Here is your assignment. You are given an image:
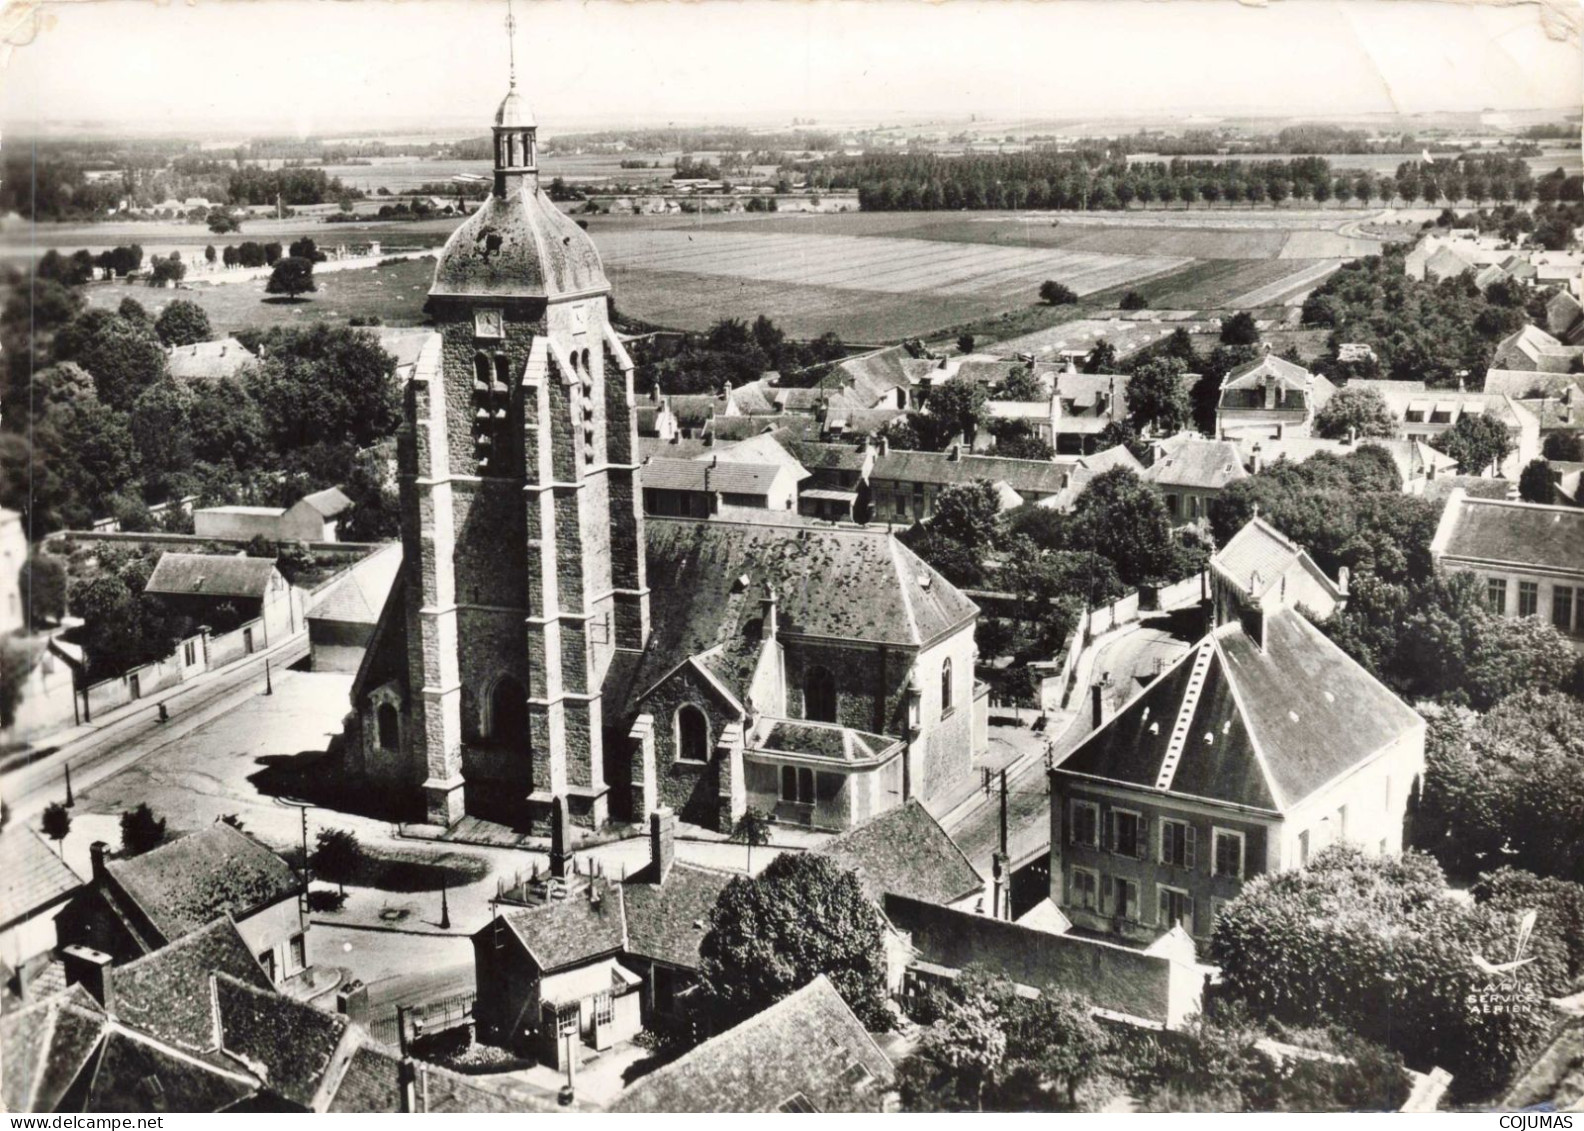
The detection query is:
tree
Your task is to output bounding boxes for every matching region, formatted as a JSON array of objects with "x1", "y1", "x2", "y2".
[
  {"x1": 697, "y1": 852, "x2": 889, "y2": 1030},
  {"x1": 731, "y1": 808, "x2": 772, "y2": 874},
  {"x1": 208, "y1": 212, "x2": 240, "y2": 234},
  {"x1": 118, "y1": 297, "x2": 151, "y2": 326},
  {"x1": 0, "y1": 638, "x2": 34, "y2": 730},
  {"x1": 925, "y1": 378, "x2": 988, "y2": 444},
  {"x1": 1119, "y1": 290, "x2": 1148, "y2": 311},
  {"x1": 204, "y1": 244, "x2": 217, "y2": 265},
  {"x1": 1069, "y1": 468, "x2": 1180, "y2": 586},
  {"x1": 188, "y1": 376, "x2": 266, "y2": 470},
  {"x1": 246, "y1": 324, "x2": 399, "y2": 453},
  {"x1": 1214, "y1": 846, "x2": 1568, "y2": 1100},
  {"x1": 119, "y1": 803, "x2": 168, "y2": 856},
  {"x1": 1220, "y1": 311, "x2": 1260, "y2": 346},
  {"x1": 41, "y1": 802, "x2": 71, "y2": 856},
  {"x1": 130, "y1": 378, "x2": 196, "y2": 490},
  {"x1": 288, "y1": 236, "x2": 325, "y2": 262},
  {"x1": 1084, "y1": 339, "x2": 1118, "y2": 374},
  {"x1": 312, "y1": 827, "x2": 362, "y2": 895},
  {"x1": 995, "y1": 431, "x2": 1056, "y2": 461},
  {"x1": 1517, "y1": 458, "x2": 1556, "y2": 504},
  {"x1": 956, "y1": 333, "x2": 976, "y2": 355},
  {"x1": 20, "y1": 550, "x2": 68, "y2": 628},
  {"x1": 1543, "y1": 431, "x2": 1584, "y2": 462},
  {"x1": 1416, "y1": 692, "x2": 1584, "y2": 883},
  {"x1": 1124, "y1": 356, "x2": 1190, "y2": 435},
  {"x1": 147, "y1": 255, "x2": 186, "y2": 288},
  {"x1": 1039, "y1": 280, "x2": 1078, "y2": 306},
  {"x1": 265, "y1": 256, "x2": 317, "y2": 301},
  {"x1": 1312, "y1": 385, "x2": 1398, "y2": 441},
  {"x1": 1432, "y1": 413, "x2": 1512, "y2": 476},
  {"x1": 54, "y1": 308, "x2": 170, "y2": 412},
  {"x1": 929, "y1": 480, "x2": 1003, "y2": 550},
  {"x1": 154, "y1": 299, "x2": 213, "y2": 347},
  {"x1": 997, "y1": 365, "x2": 1044, "y2": 403}
]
